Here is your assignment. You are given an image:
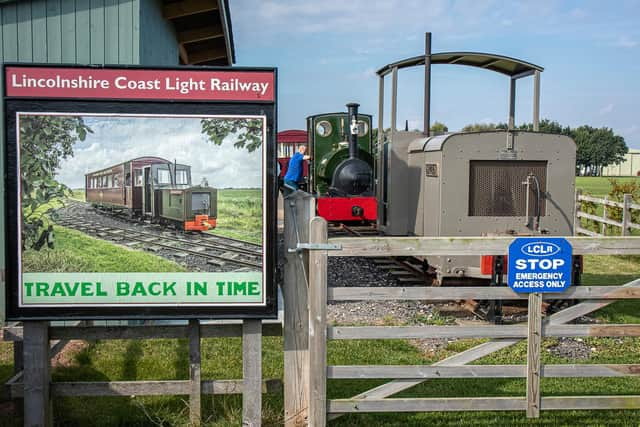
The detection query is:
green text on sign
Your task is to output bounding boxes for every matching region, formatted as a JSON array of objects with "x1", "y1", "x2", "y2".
[{"x1": 21, "y1": 272, "x2": 263, "y2": 306}]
